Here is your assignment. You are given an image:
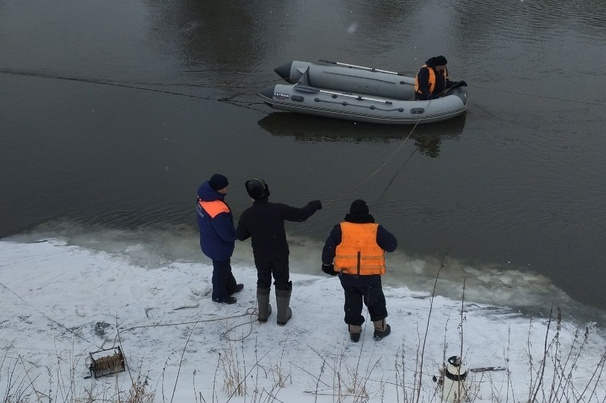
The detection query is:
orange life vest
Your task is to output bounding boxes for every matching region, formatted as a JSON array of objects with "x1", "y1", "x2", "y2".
[
  {"x1": 334, "y1": 222, "x2": 386, "y2": 276},
  {"x1": 415, "y1": 65, "x2": 448, "y2": 95},
  {"x1": 198, "y1": 199, "x2": 230, "y2": 218}
]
